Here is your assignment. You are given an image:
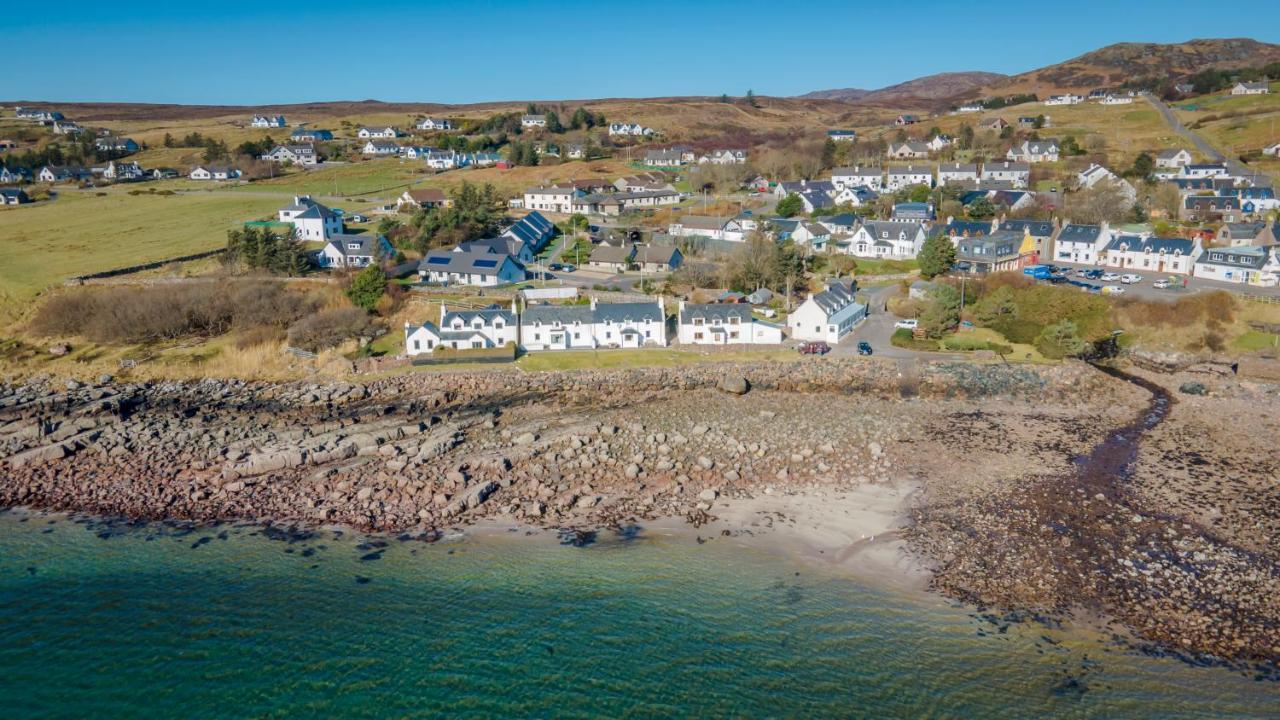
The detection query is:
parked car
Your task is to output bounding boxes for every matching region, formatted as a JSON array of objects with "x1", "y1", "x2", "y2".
[
  {"x1": 894, "y1": 319, "x2": 919, "y2": 330},
  {"x1": 857, "y1": 341, "x2": 873, "y2": 356},
  {"x1": 549, "y1": 263, "x2": 565, "y2": 271},
  {"x1": 1119, "y1": 274, "x2": 1142, "y2": 284},
  {"x1": 798, "y1": 341, "x2": 830, "y2": 355},
  {"x1": 1101, "y1": 285, "x2": 1125, "y2": 295},
  {"x1": 562, "y1": 264, "x2": 576, "y2": 273},
  {"x1": 1047, "y1": 275, "x2": 1068, "y2": 284},
  {"x1": 1153, "y1": 279, "x2": 1171, "y2": 289}
]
